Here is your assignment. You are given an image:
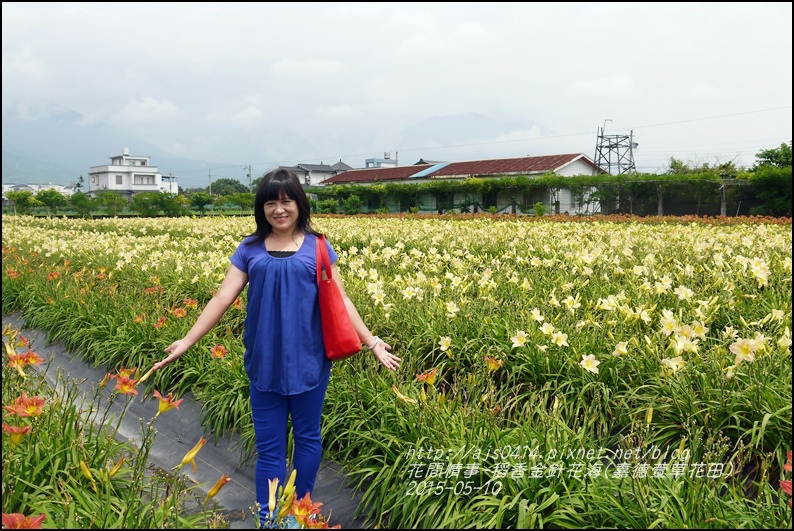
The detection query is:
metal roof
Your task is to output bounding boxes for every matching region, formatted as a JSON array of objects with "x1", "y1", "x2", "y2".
[{"x1": 321, "y1": 153, "x2": 601, "y2": 185}]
